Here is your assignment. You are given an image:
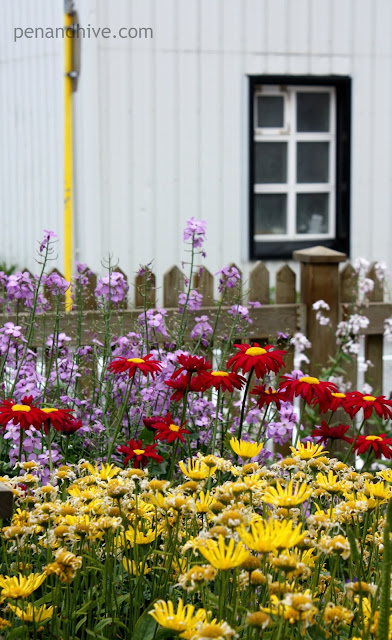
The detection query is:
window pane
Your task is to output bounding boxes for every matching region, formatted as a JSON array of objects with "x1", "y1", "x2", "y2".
[
  {"x1": 254, "y1": 194, "x2": 287, "y2": 235},
  {"x1": 256, "y1": 95, "x2": 284, "y2": 128},
  {"x1": 296, "y1": 193, "x2": 329, "y2": 234},
  {"x1": 297, "y1": 92, "x2": 330, "y2": 132},
  {"x1": 255, "y1": 142, "x2": 287, "y2": 183},
  {"x1": 297, "y1": 142, "x2": 329, "y2": 183}
]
